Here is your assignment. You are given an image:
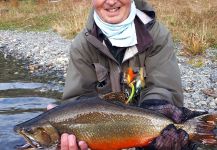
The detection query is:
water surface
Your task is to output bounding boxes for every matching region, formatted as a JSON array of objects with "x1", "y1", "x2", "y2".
[{"x1": 0, "y1": 52, "x2": 63, "y2": 150}]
